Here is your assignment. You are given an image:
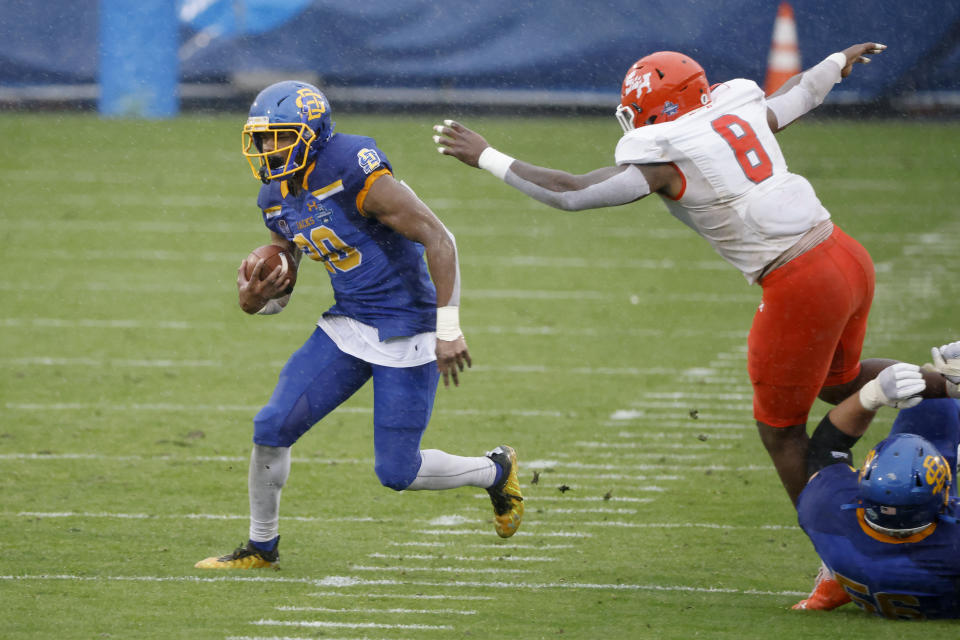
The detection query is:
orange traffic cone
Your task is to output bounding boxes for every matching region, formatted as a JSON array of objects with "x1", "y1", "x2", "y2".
[{"x1": 764, "y1": 1, "x2": 801, "y2": 95}]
